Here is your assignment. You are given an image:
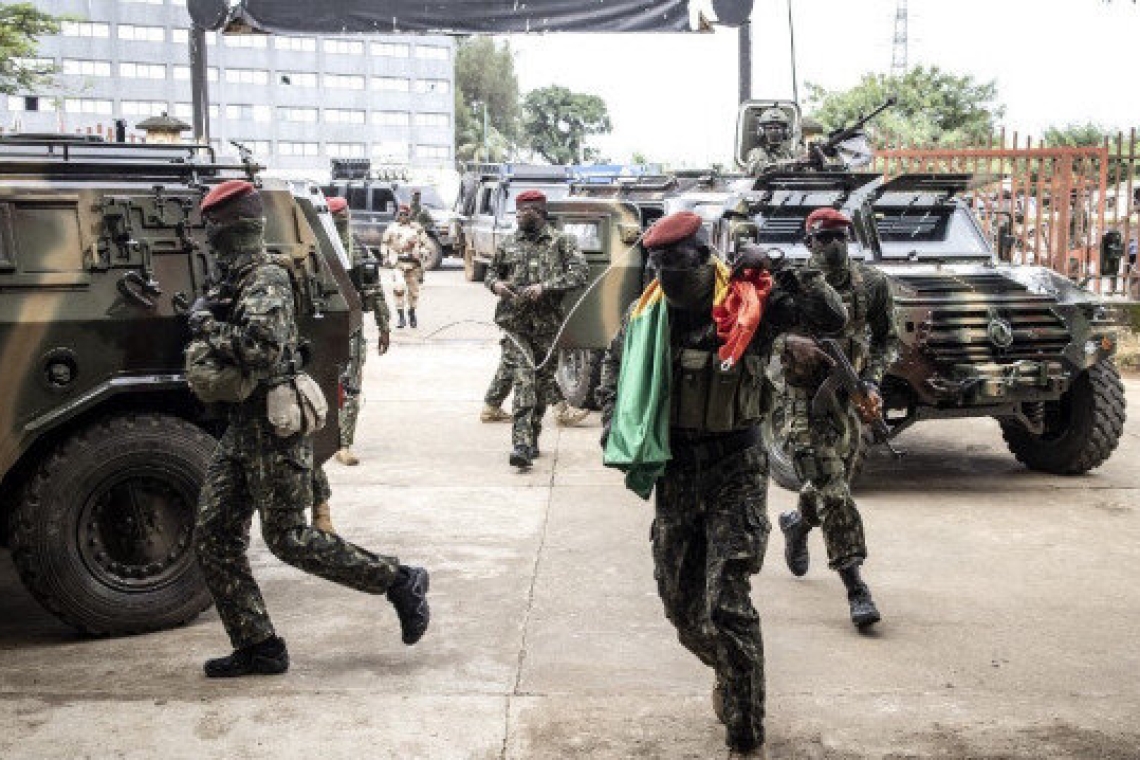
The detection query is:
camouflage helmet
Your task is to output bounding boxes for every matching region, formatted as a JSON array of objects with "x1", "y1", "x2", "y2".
[{"x1": 756, "y1": 107, "x2": 791, "y2": 146}]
